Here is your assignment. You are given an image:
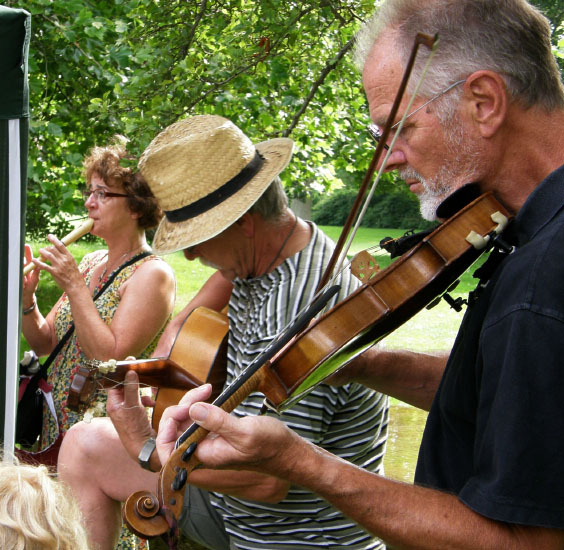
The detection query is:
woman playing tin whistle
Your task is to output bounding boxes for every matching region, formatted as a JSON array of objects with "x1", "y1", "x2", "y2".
[{"x1": 21, "y1": 136, "x2": 176, "y2": 461}]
